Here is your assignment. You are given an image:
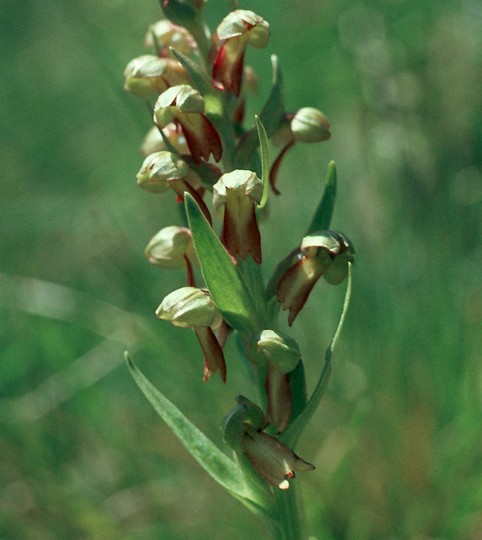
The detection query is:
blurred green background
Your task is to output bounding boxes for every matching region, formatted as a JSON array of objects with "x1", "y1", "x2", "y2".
[{"x1": 1, "y1": 0, "x2": 481, "y2": 538}]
